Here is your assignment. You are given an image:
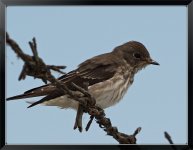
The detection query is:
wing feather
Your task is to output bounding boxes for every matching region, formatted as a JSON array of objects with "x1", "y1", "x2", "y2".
[{"x1": 7, "y1": 52, "x2": 119, "y2": 108}]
